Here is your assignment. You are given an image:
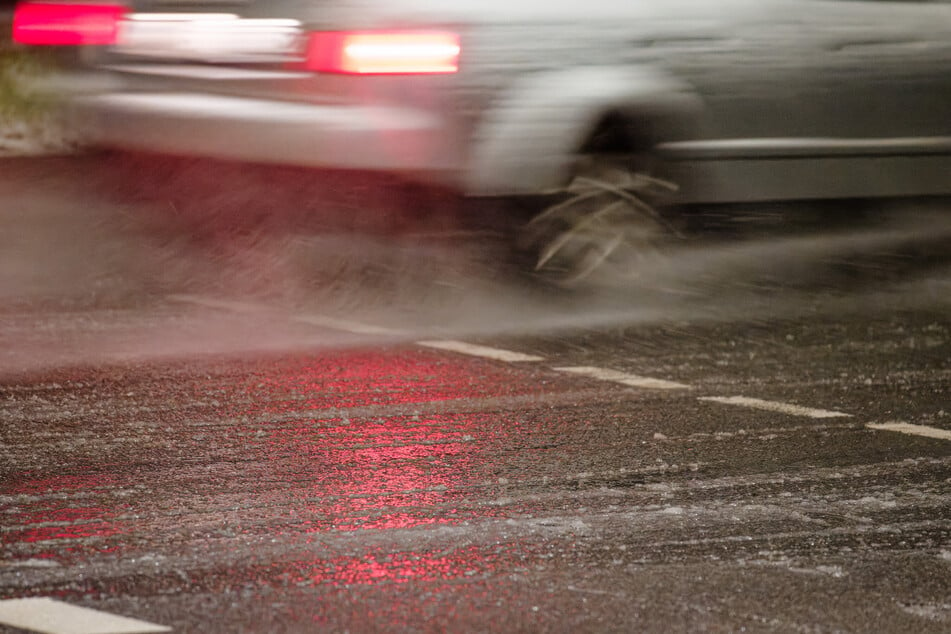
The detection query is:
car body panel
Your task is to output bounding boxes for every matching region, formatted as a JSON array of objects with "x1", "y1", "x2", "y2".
[
  {"x1": 70, "y1": 92, "x2": 464, "y2": 178},
  {"x1": 465, "y1": 66, "x2": 701, "y2": 196},
  {"x1": 35, "y1": 0, "x2": 951, "y2": 202}
]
